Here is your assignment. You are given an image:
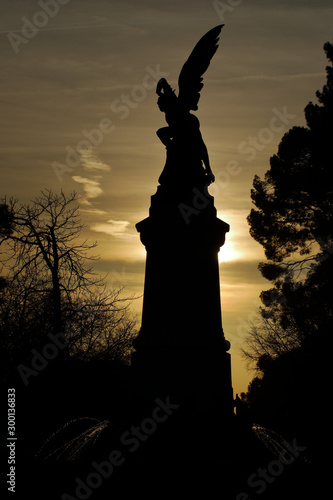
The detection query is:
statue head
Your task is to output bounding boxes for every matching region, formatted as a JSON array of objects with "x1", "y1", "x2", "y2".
[{"x1": 156, "y1": 78, "x2": 177, "y2": 112}]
